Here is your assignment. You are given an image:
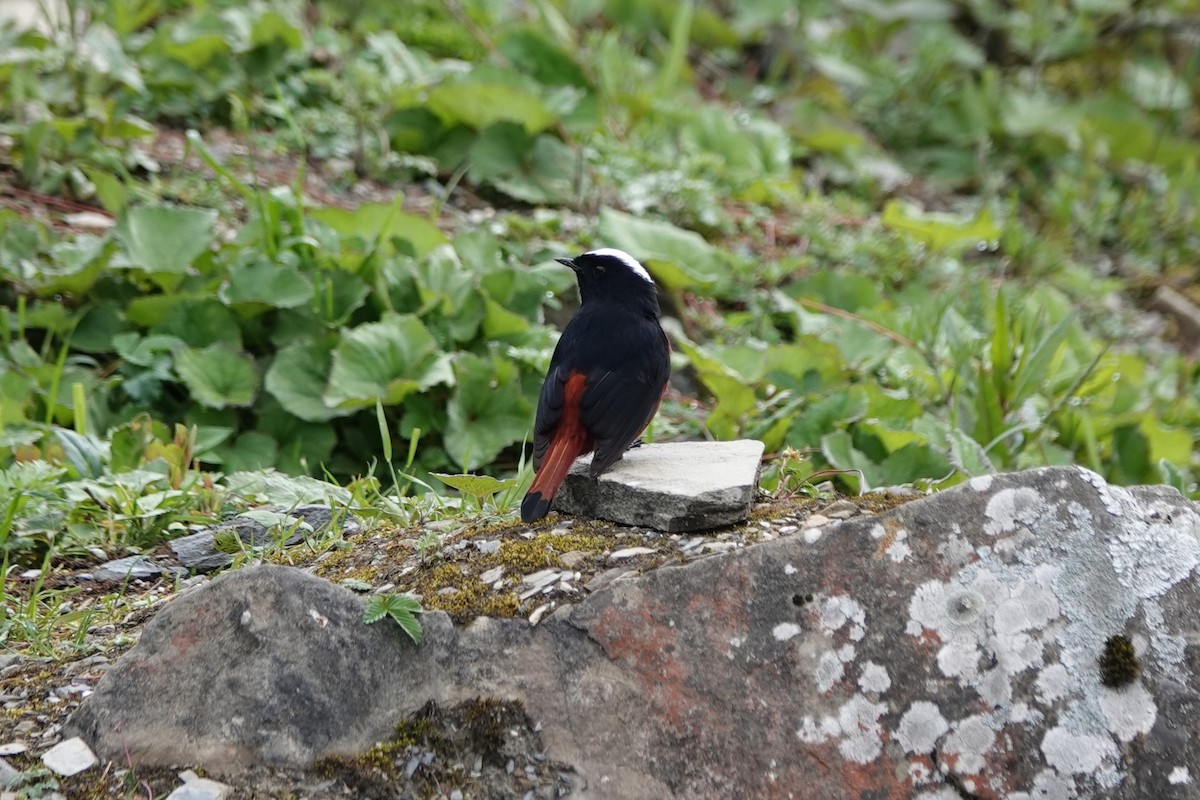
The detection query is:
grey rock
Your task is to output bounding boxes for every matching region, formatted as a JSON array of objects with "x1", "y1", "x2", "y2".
[
  {"x1": 168, "y1": 518, "x2": 266, "y2": 572},
  {"x1": 165, "y1": 777, "x2": 232, "y2": 800},
  {"x1": 552, "y1": 440, "x2": 764, "y2": 532},
  {"x1": 67, "y1": 468, "x2": 1200, "y2": 799},
  {"x1": 40, "y1": 736, "x2": 96, "y2": 776},
  {"x1": 65, "y1": 565, "x2": 437, "y2": 771},
  {"x1": 0, "y1": 757, "x2": 20, "y2": 788},
  {"x1": 89, "y1": 555, "x2": 162, "y2": 582},
  {"x1": 168, "y1": 507, "x2": 354, "y2": 573}
]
